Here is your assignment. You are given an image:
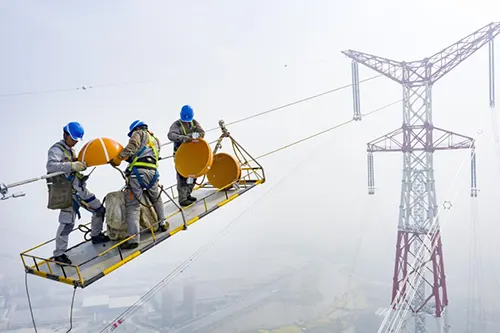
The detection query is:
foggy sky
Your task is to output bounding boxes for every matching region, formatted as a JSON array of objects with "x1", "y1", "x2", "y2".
[{"x1": 1, "y1": 1, "x2": 500, "y2": 332}]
